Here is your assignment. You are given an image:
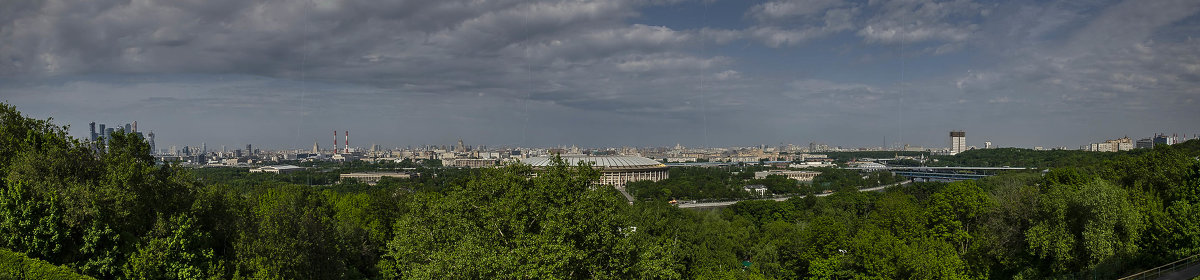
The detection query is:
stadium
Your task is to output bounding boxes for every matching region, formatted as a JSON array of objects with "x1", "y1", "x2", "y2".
[{"x1": 520, "y1": 155, "x2": 669, "y2": 189}]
